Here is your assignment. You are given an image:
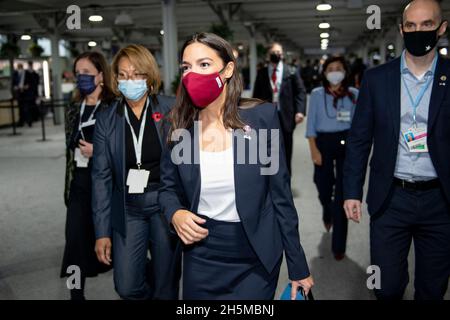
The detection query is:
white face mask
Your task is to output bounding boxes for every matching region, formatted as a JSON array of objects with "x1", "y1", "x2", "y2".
[{"x1": 326, "y1": 71, "x2": 346, "y2": 85}]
